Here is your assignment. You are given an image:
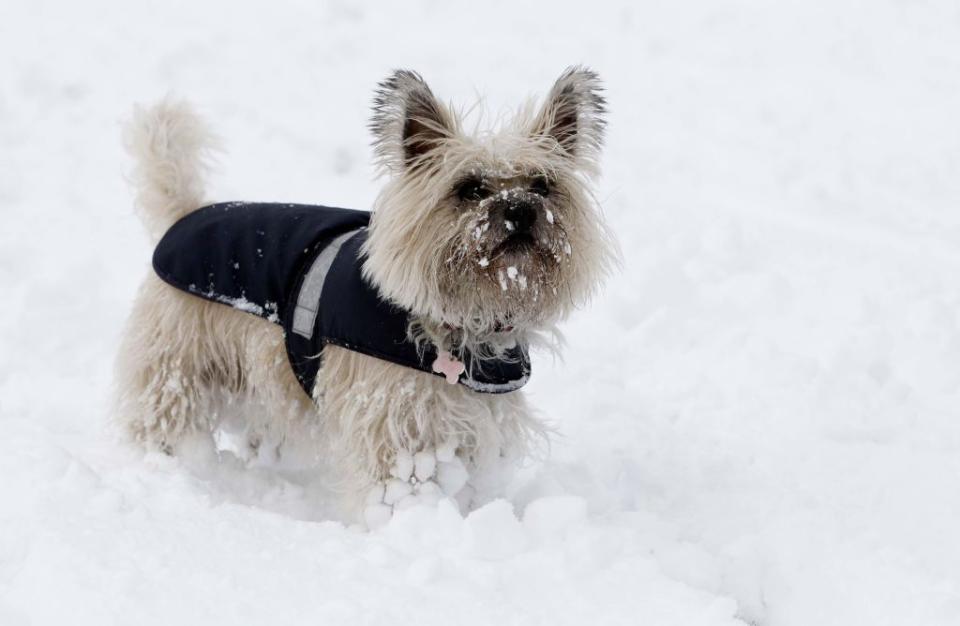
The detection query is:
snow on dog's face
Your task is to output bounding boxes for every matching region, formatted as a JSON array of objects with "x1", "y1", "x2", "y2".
[{"x1": 363, "y1": 68, "x2": 615, "y2": 340}]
